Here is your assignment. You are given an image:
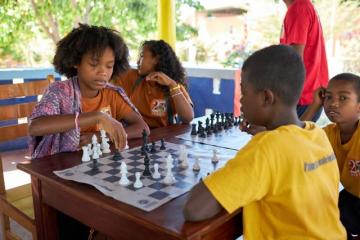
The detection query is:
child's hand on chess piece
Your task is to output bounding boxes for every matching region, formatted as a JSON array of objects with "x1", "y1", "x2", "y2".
[
  {"x1": 239, "y1": 118, "x2": 266, "y2": 135},
  {"x1": 312, "y1": 87, "x2": 326, "y2": 107},
  {"x1": 99, "y1": 113, "x2": 127, "y2": 150},
  {"x1": 79, "y1": 132, "x2": 99, "y2": 148}
]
